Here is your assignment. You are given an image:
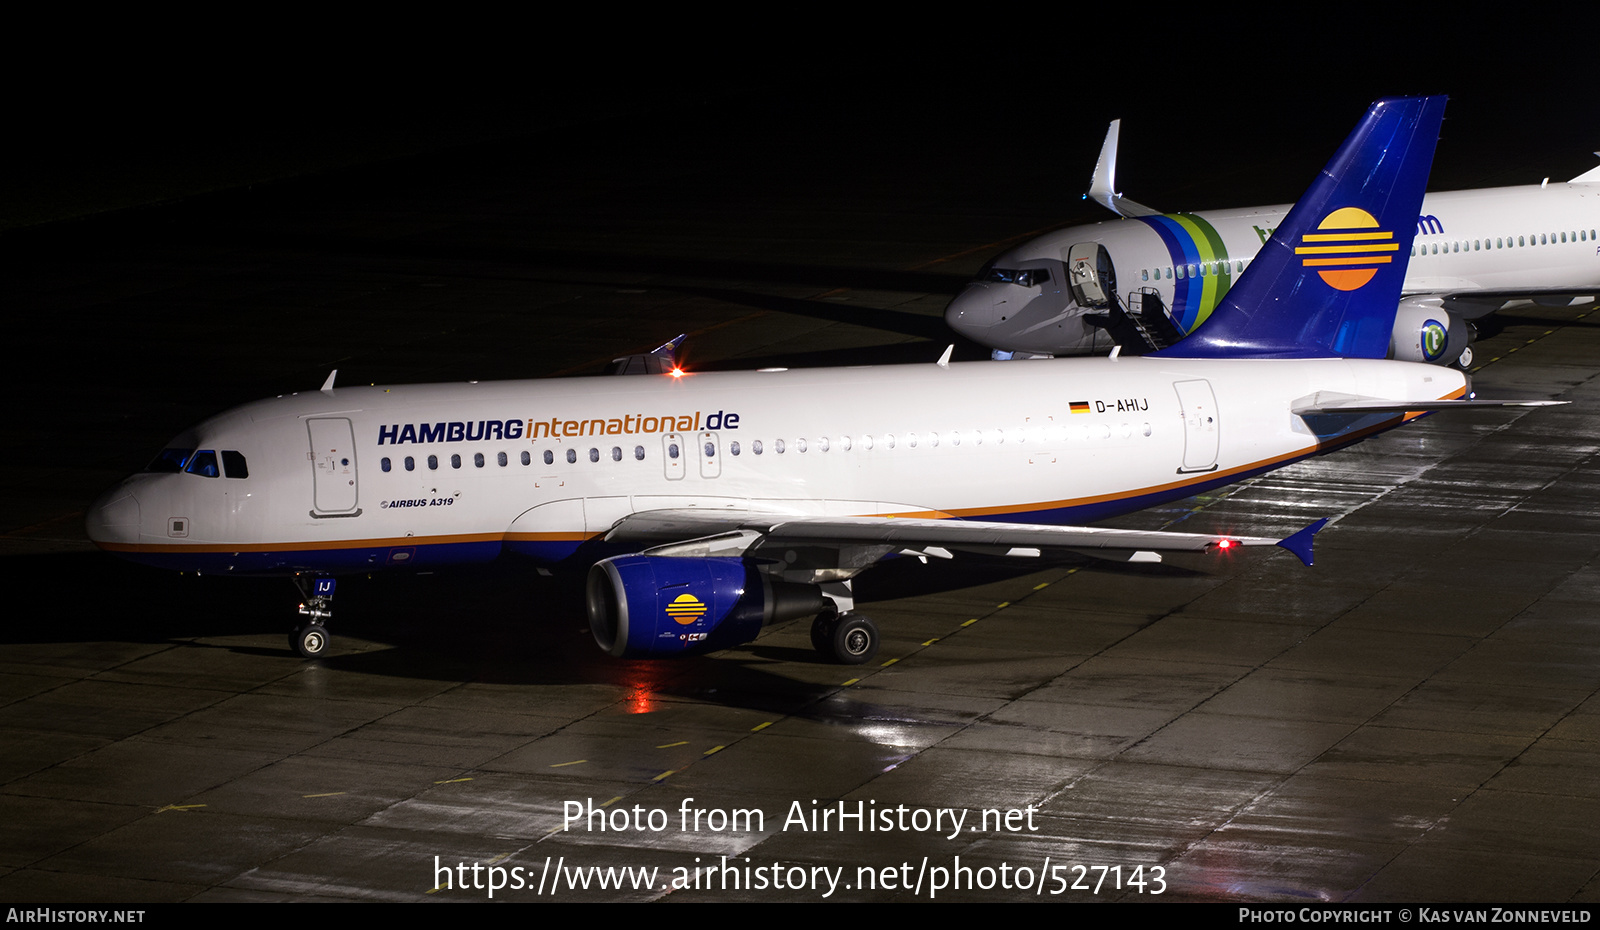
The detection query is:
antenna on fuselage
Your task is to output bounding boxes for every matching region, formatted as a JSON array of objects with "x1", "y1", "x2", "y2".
[{"x1": 321, "y1": 370, "x2": 338, "y2": 393}]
